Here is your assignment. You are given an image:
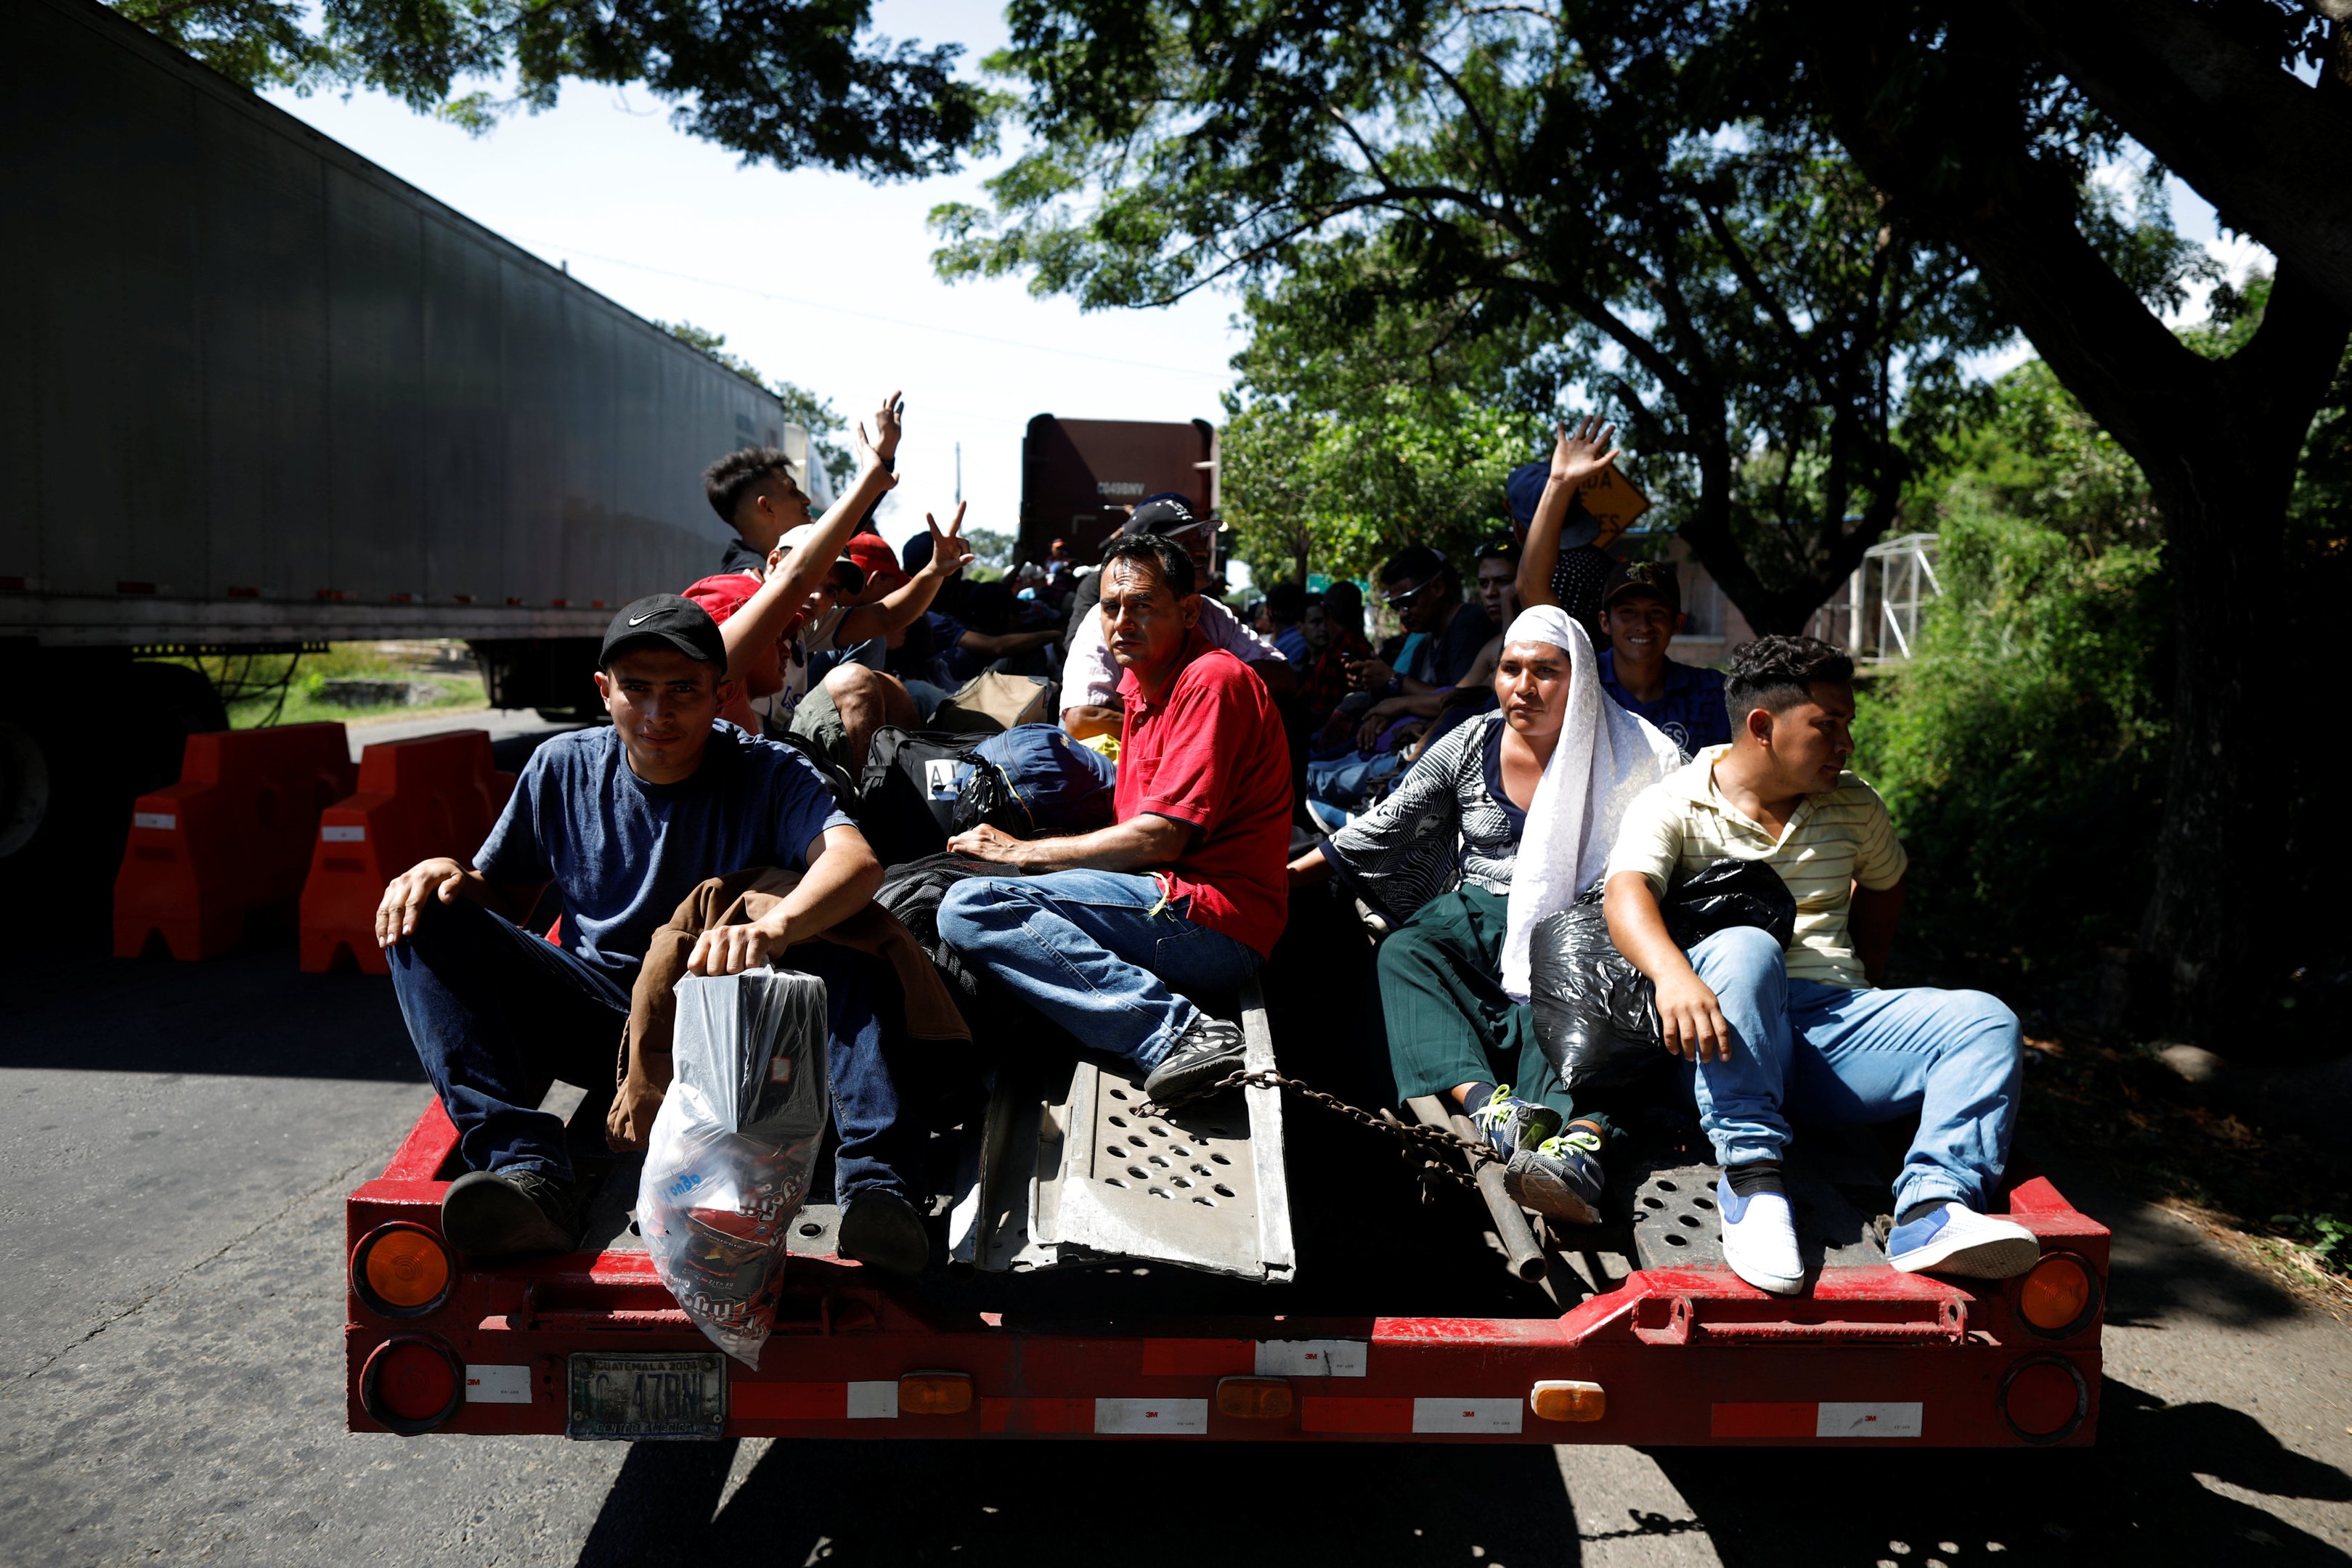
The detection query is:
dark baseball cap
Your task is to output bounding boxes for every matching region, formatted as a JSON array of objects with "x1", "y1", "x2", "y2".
[
  {"x1": 1123, "y1": 493, "x2": 1204, "y2": 537},
  {"x1": 1601, "y1": 558, "x2": 1681, "y2": 614},
  {"x1": 1505, "y1": 459, "x2": 1603, "y2": 549},
  {"x1": 600, "y1": 592, "x2": 728, "y2": 669}
]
